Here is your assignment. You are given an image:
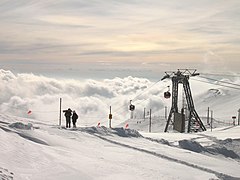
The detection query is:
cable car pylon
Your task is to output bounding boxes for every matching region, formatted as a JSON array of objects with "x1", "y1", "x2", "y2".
[{"x1": 161, "y1": 69, "x2": 206, "y2": 133}]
